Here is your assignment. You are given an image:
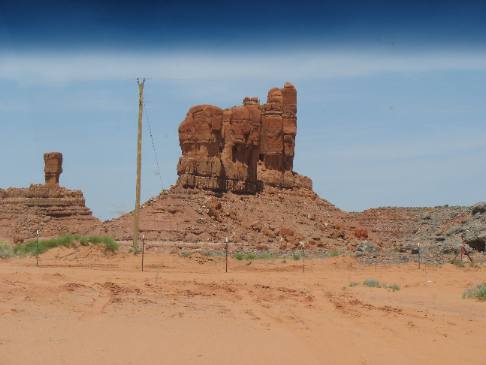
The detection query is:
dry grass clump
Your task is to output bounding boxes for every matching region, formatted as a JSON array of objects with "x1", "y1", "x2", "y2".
[
  {"x1": 463, "y1": 284, "x2": 486, "y2": 301},
  {"x1": 0, "y1": 243, "x2": 15, "y2": 259}
]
